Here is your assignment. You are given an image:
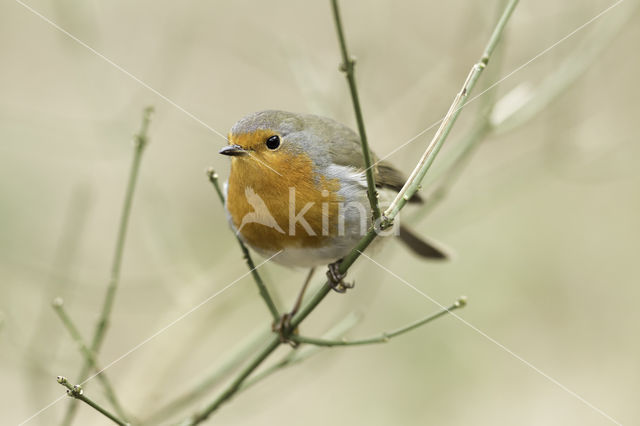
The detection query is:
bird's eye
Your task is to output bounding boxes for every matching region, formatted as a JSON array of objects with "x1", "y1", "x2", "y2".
[{"x1": 266, "y1": 135, "x2": 281, "y2": 150}]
